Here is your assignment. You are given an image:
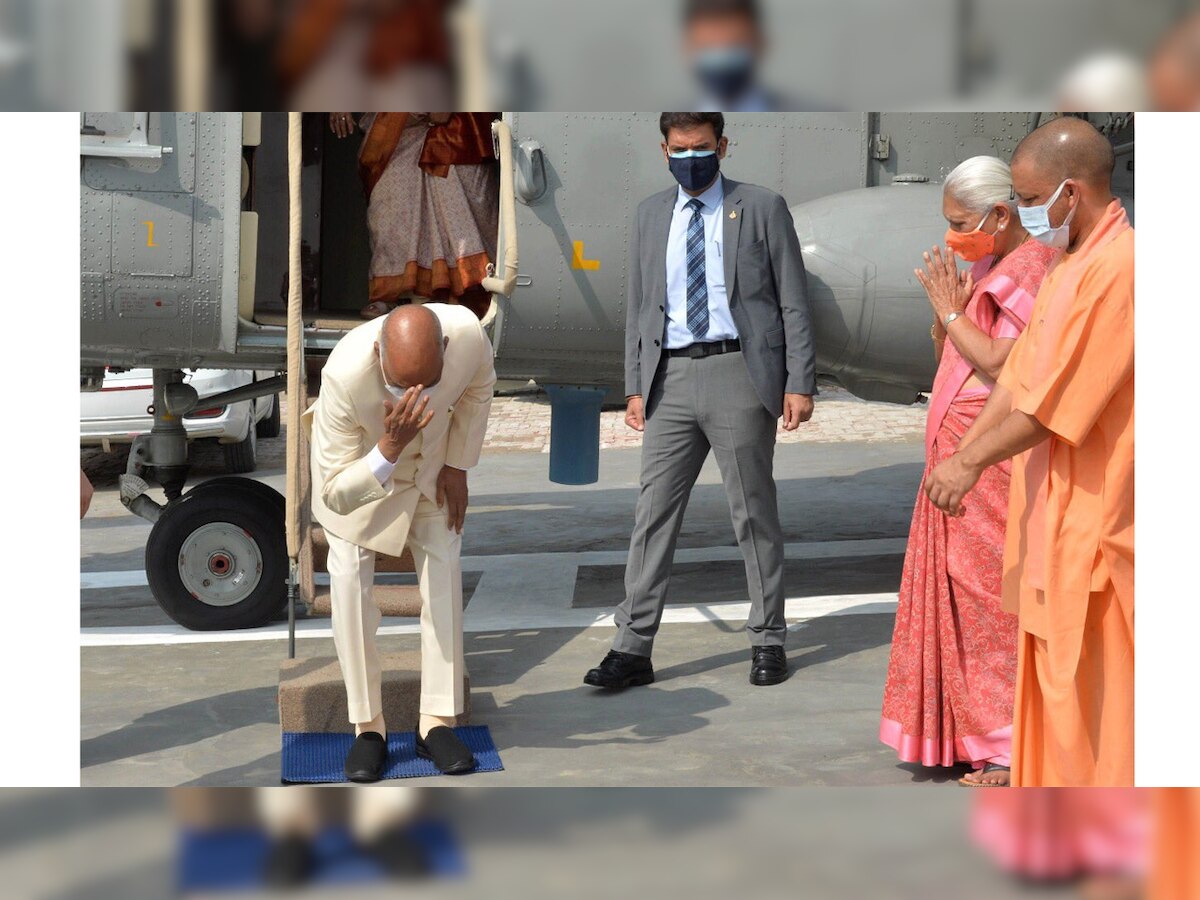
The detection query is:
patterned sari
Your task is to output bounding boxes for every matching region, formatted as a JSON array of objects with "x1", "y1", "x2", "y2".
[
  {"x1": 356, "y1": 112, "x2": 500, "y2": 317},
  {"x1": 879, "y1": 239, "x2": 1057, "y2": 769}
]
